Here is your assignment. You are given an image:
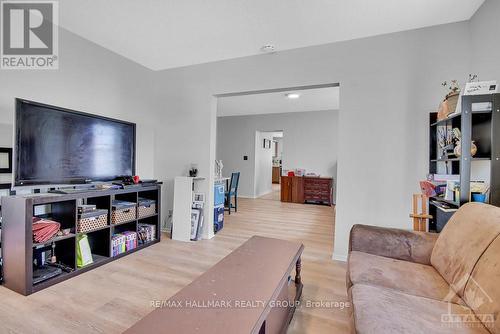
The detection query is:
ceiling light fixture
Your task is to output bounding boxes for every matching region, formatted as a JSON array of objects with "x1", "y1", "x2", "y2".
[{"x1": 285, "y1": 93, "x2": 300, "y2": 99}]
